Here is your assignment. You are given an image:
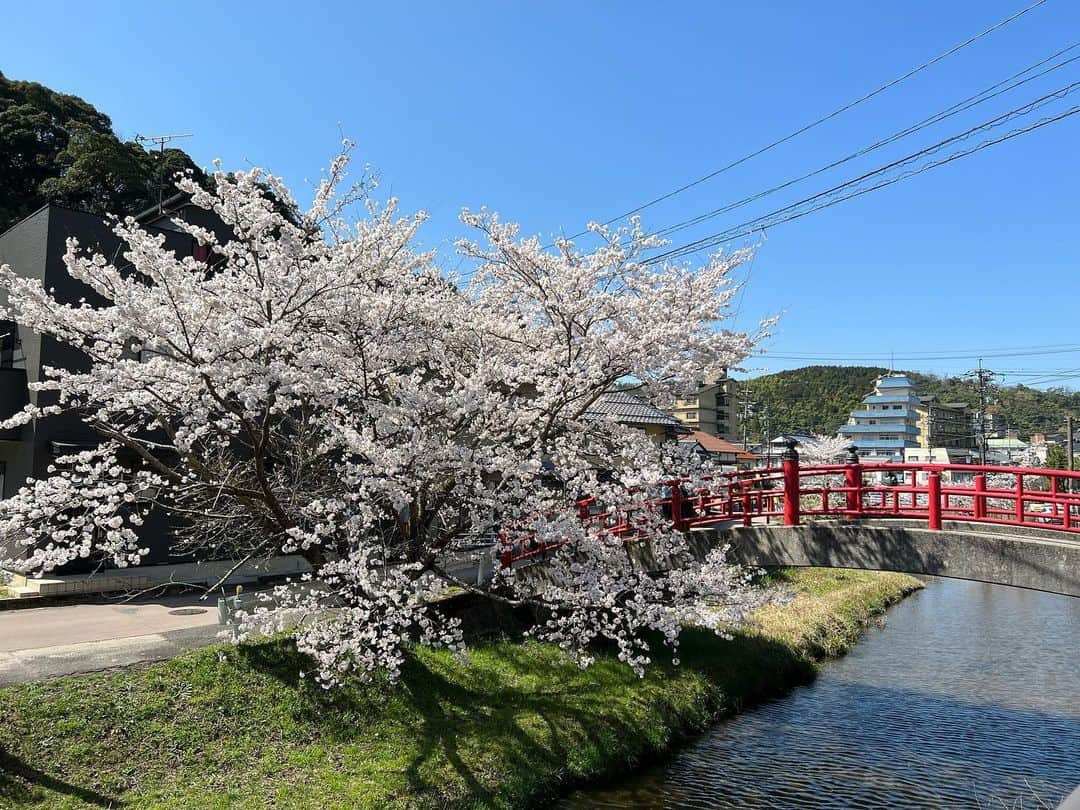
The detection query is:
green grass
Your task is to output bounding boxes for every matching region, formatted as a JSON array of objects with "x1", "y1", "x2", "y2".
[{"x1": 0, "y1": 568, "x2": 922, "y2": 809}]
